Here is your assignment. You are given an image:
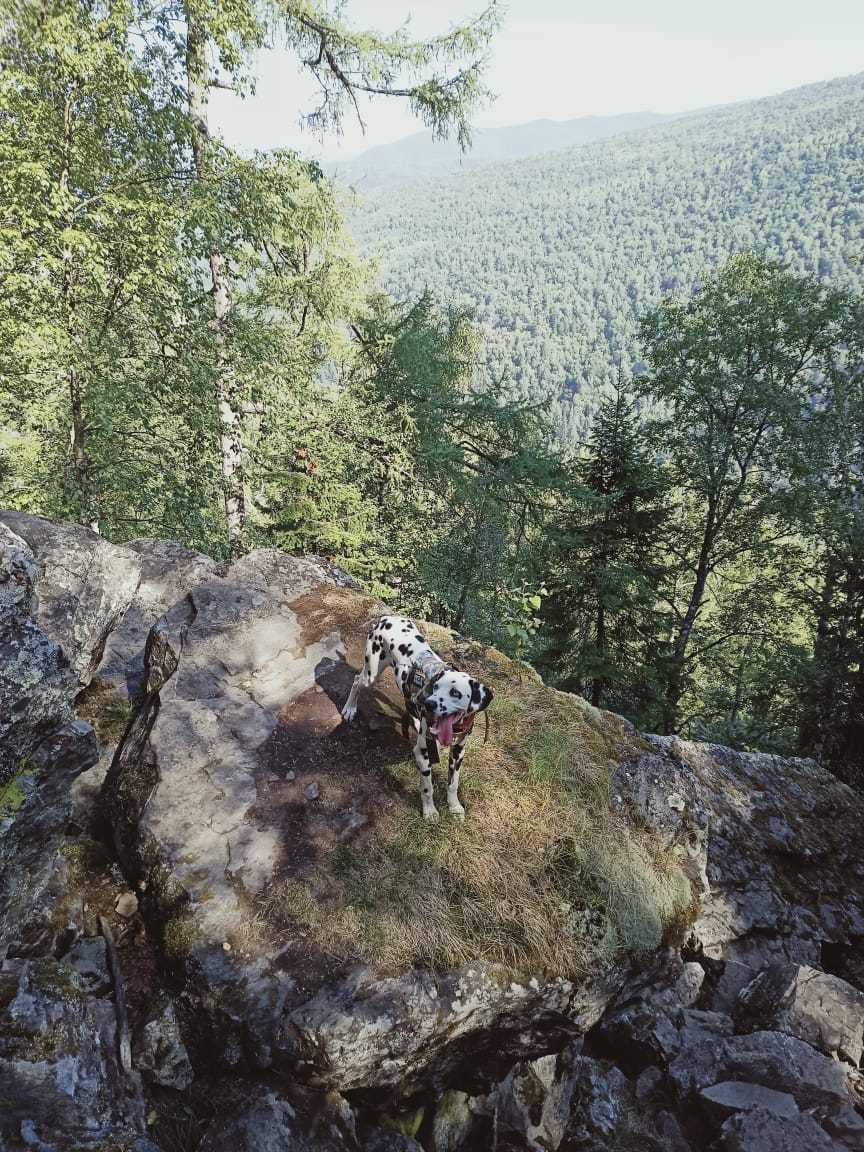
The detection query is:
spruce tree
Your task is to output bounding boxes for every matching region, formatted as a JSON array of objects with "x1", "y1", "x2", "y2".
[{"x1": 540, "y1": 372, "x2": 667, "y2": 717}]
